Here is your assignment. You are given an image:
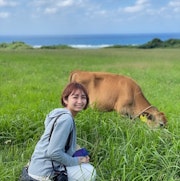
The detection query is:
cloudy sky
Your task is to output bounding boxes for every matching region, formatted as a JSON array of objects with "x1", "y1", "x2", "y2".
[{"x1": 0, "y1": 0, "x2": 180, "y2": 35}]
